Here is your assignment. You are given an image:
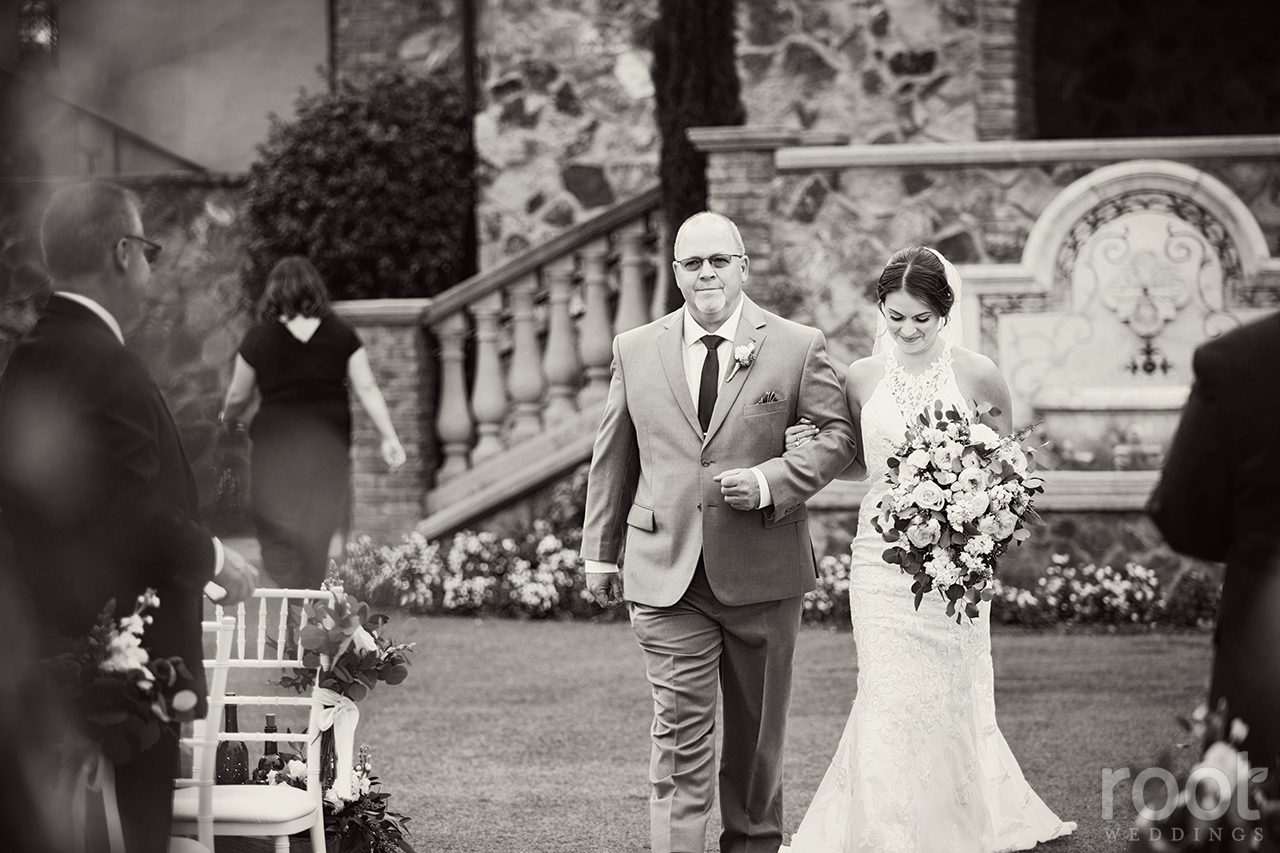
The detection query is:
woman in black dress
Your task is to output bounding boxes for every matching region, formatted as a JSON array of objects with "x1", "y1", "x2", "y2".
[{"x1": 220, "y1": 256, "x2": 405, "y2": 589}]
